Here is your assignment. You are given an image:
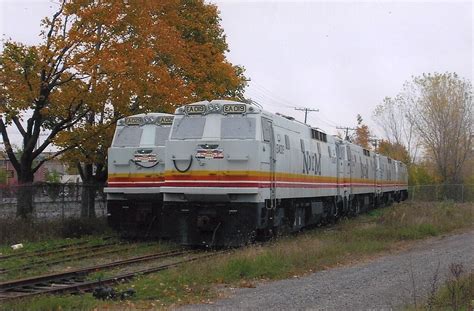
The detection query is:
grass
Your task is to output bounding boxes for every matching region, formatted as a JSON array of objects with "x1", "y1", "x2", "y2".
[
  {"x1": 0, "y1": 238, "x2": 175, "y2": 282},
  {"x1": 430, "y1": 272, "x2": 473, "y2": 310},
  {"x1": 2, "y1": 201, "x2": 473, "y2": 310},
  {"x1": 0, "y1": 217, "x2": 113, "y2": 245},
  {"x1": 407, "y1": 267, "x2": 474, "y2": 310}
]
